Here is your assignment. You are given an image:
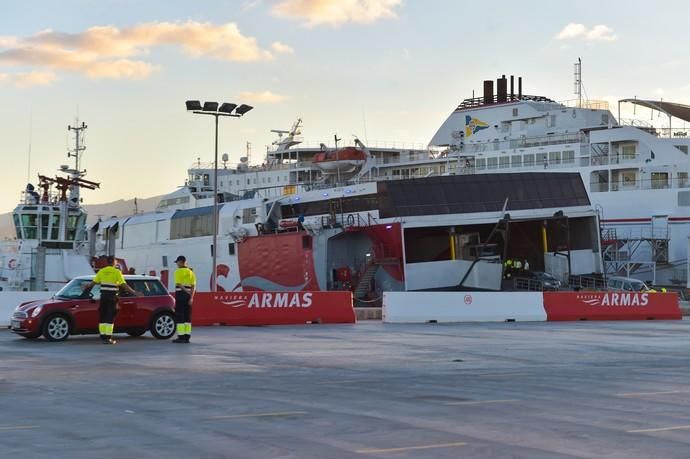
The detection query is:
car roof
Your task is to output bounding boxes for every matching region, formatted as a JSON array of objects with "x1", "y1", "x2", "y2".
[{"x1": 72, "y1": 274, "x2": 161, "y2": 281}]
